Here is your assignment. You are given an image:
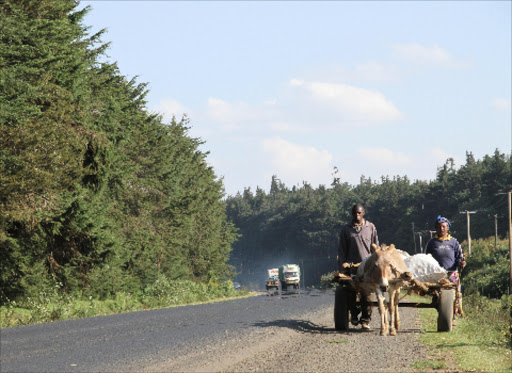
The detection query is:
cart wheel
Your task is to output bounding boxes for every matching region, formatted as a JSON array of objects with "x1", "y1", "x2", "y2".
[
  {"x1": 437, "y1": 289, "x2": 454, "y2": 332},
  {"x1": 334, "y1": 286, "x2": 350, "y2": 331}
]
